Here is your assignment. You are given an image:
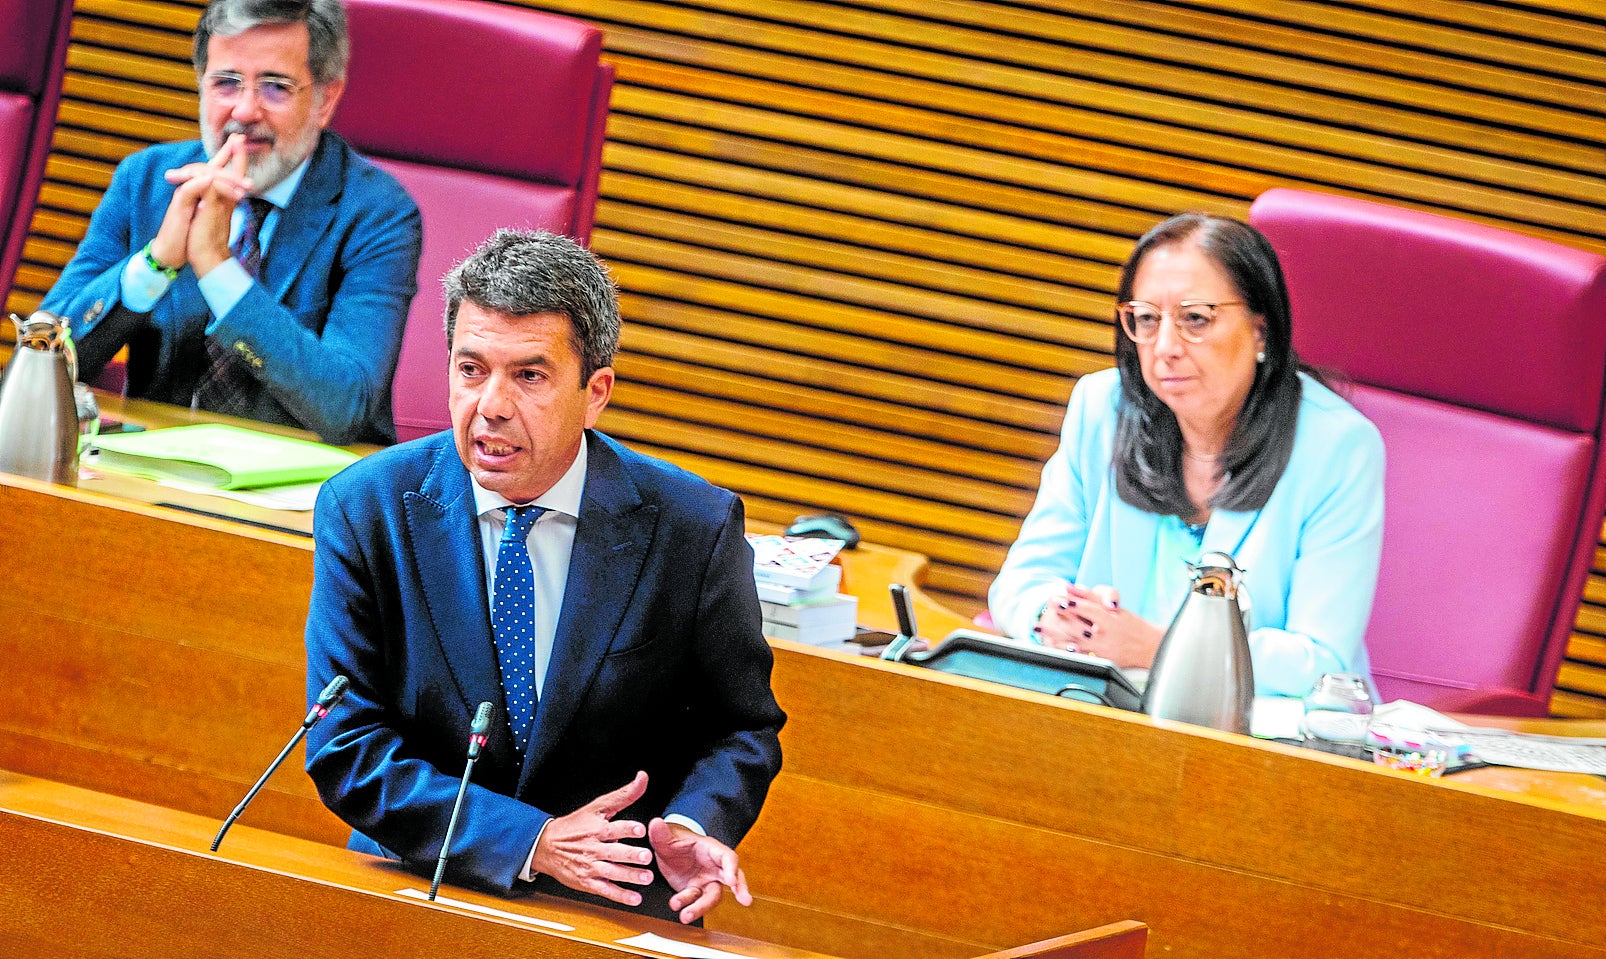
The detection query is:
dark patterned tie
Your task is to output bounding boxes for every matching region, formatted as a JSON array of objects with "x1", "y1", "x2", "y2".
[
  {"x1": 193, "y1": 197, "x2": 273, "y2": 417},
  {"x1": 492, "y1": 505, "x2": 546, "y2": 752}
]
